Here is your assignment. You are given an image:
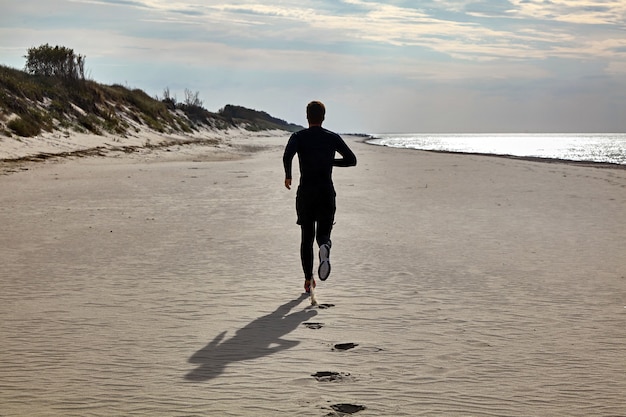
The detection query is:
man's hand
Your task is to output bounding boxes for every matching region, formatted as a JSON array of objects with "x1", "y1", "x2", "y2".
[{"x1": 284, "y1": 178, "x2": 292, "y2": 189}]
